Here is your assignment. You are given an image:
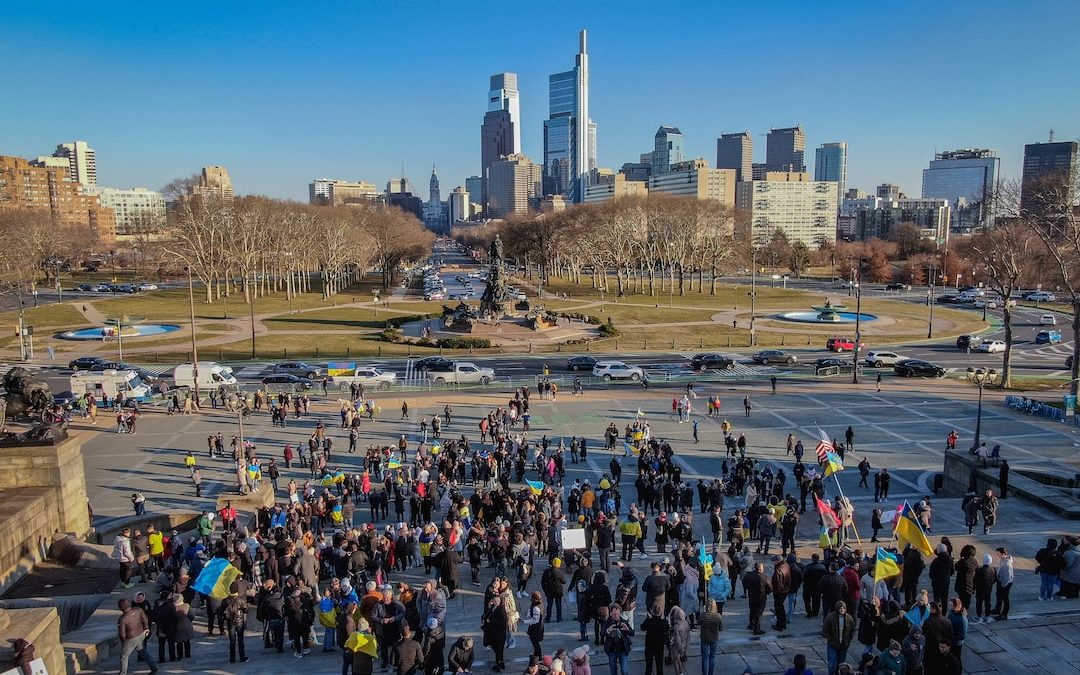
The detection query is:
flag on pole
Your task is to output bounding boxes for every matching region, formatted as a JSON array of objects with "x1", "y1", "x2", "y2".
[
  {"x1": 699, "y1": 538, "x2": 714, "y2": 581},
  {"x1": 893, "y1": 501, "x2": 934, "y2": 558},
  {"x1": 623, "y1": 441, "x2": 640, "y2": 456},
  {"x1": 636, "y1": 408, "x2": 645, "y2": 418},
  {"x1": 815, "y1": 440, "x2": 833, "y2": 464},
  {"x1": 191, "y1": 557, "x2": 241, "y2": 600},
  {"x1": 874, "y1": 547, "x2": 902, "y2": 583},
  {"x1": 823, "y1": 451, "x2": 844, "y2": 477},
  {"x1": 814, "y1": 493, "x2": 840, "y2": 529},
  {"x1": 526, "y1": 479, "x2": 545, "y2": 495}
]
